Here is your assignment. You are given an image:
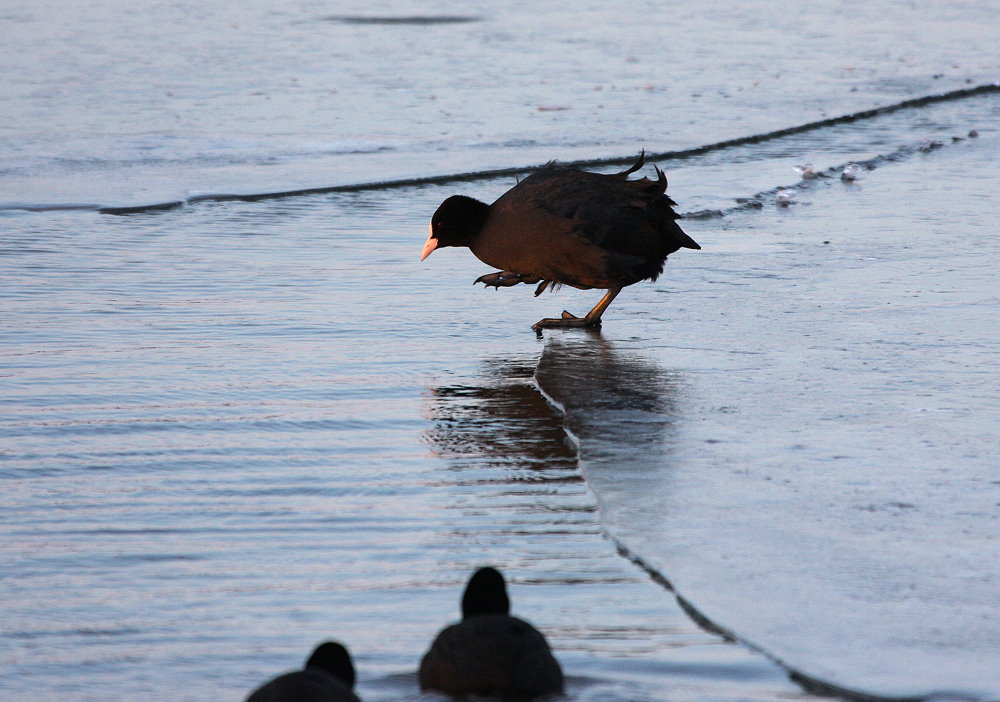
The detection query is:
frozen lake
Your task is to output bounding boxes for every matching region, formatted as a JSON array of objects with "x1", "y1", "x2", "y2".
[
  {"x1": 1, "y1": 1, "x2": 998, "y2": 700},
  {"x1": 537, "y1": 128, "x2": 1000, "y2": 700}
]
